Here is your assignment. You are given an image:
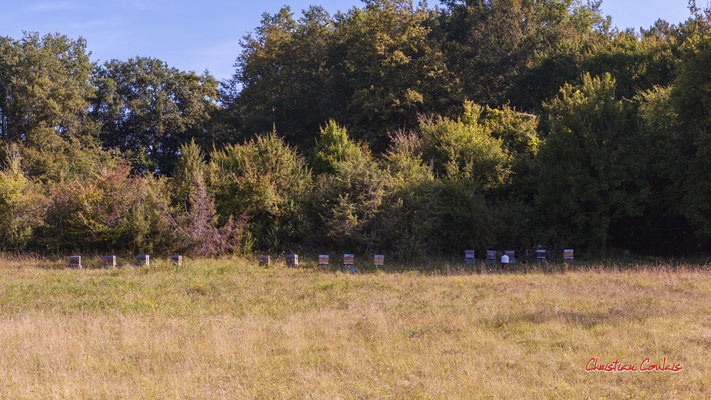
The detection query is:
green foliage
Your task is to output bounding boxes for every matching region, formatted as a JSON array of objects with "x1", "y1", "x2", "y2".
[
  {"x1": 0, "y1": 147, "x2": 46, "y2": 249},
  {"x1": 480, "y1": 106, "x2": 539, "y2": 157},
  {"x1": 227, "y1": 6, "x2": 336, "y2": 148},
  {"x1": 334, "y1": 0, "x2": 453, "y2": 147},
  {"x1": 307, "y1": 120, "x2": 367, "y2": 175},
  {"x1": 537, "y1": 73, "x2": 648, "y2": 249},
  {"x1": 208, "y1": 133, "x2": 312, "y2": 250},
  {"x1": 669, "y1": 29, "x2": 711, "y2": 238},
  {"x1": 2, "y1": 3, "x2": 711, "y2": 256},
  {"x1": 0, "y1": 32, "x2": 110, "y2": 183},
  {"x1": 171, "y1": 142, "x2": 244, "y2": 257},
  {"x1": 0, "y1": 33, "x2": 93, "y2": 140},
  {"x1": 228, "y1": 0, "x2": 453, "y2": 150},
  {"x1": 41, "y1": 164, "x2": 175, "y2": 253},
  {"x1": 440, "y1": 0, "x2": 606, "y2": 107},
  {"x1": 419, "y1": 102, "x2": 511, "y2": 187},
  {"x1": 381, "y1": 134, "x2": 439, "y2": 257},
  {"x1": 91, "y1": 57, "x2": 219, "y2": 174},
  {"x1": 311, "y1": 155, "x2": 389, "y2": 251},
  {"x1": 173, "y1": 139, "x2": 207, "y2": 208}
]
